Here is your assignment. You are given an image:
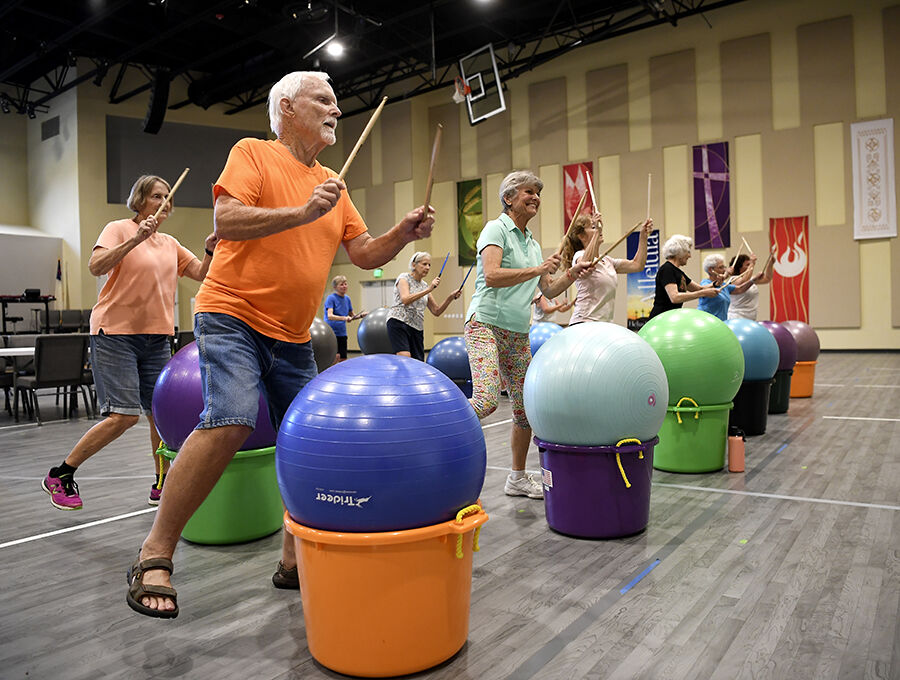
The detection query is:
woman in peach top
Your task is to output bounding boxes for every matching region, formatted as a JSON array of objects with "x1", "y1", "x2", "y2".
[{"x1": 42, "y1": 175, "x2": 216, "y2": 512}]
